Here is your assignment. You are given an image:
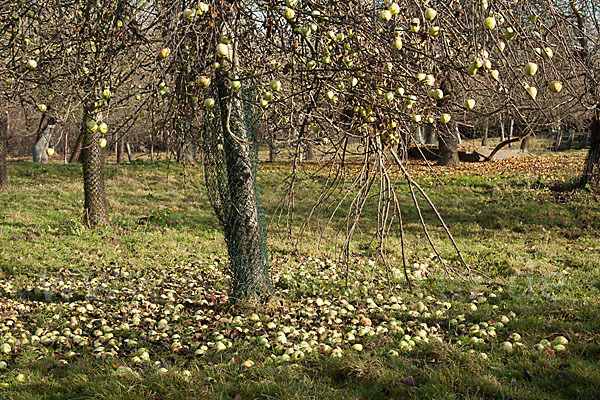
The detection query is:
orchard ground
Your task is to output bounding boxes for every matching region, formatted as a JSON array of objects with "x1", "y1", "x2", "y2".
[{"x1": 0, "y1": 150, "x2": 599, "y2": 399}]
